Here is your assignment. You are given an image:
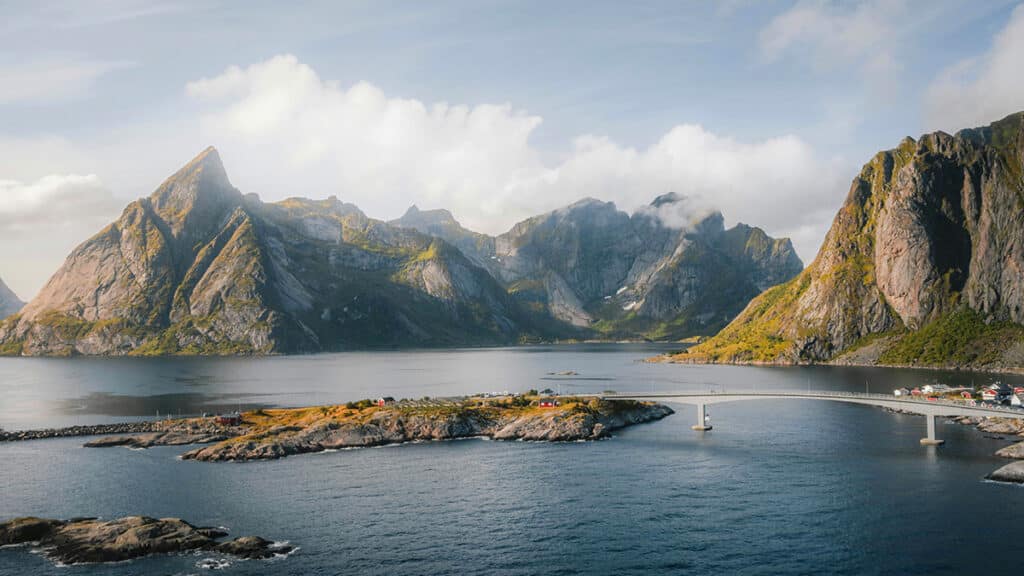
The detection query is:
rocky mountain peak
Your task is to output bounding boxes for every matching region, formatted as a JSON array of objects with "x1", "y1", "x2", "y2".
[
  {"x1": 397, "y1": 205, "x2": 458, "y2": 227},
  {"x1": 683, "y1": 111, "x2": 1024, "y2": 369},
  {"x1": 148, "y1": 147, "x2": 240, "y2": 229},
  {"x1": 649, "y1": 191, "x2": 684, "y2": 208},
  {"x1": 0, "y1": 276, "x2": 24, "y2": 319}
]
